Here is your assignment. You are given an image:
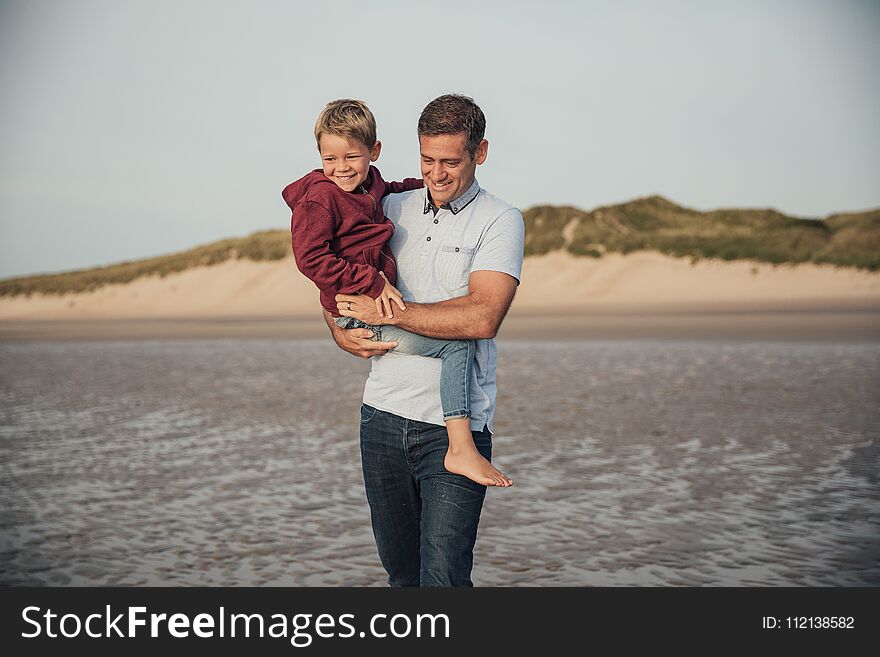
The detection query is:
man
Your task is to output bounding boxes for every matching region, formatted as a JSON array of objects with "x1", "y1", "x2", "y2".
[{"x1": 323, "y1": 94, "x2": 524, "y2": 587}]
